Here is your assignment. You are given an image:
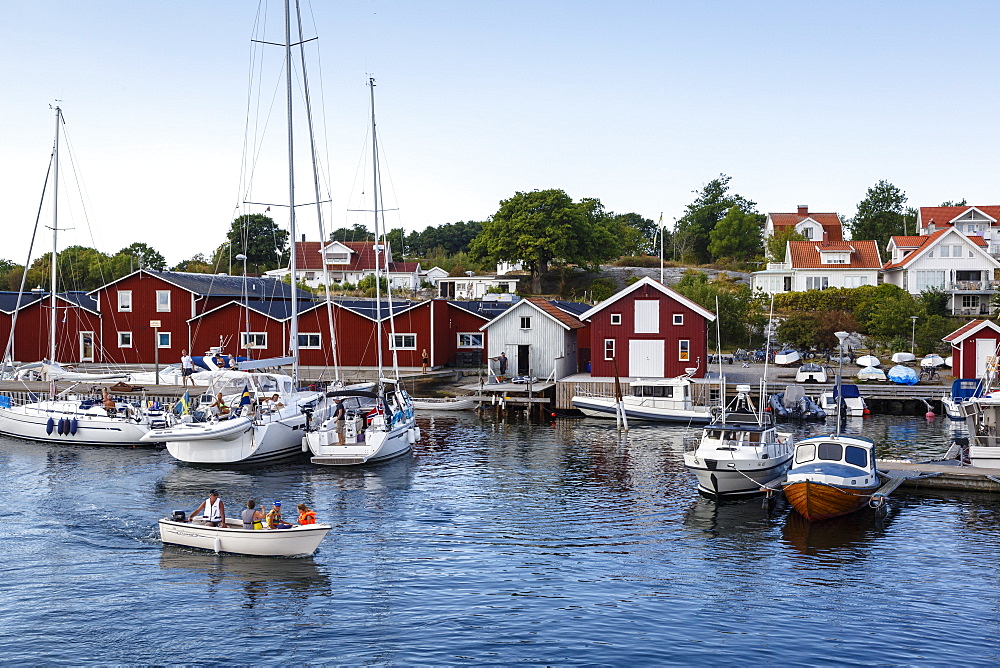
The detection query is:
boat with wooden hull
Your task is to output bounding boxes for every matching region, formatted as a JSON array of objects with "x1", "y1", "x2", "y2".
[
  {"x1": 159, "y1": 516, "x2": 330, "y2": 557},
  {"x1": 782, "y1": 434, "x2": 882, "y2": 521}
]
